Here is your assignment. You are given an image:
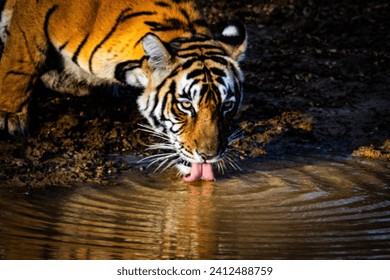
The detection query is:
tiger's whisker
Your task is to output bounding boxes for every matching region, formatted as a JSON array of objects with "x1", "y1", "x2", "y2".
[
  {"x1": 138, "y1": 152, "x2": 177, "y2": 163},
  {"x1": 146, "y1": 153, "x2": 178, "y2": 164},
  {"x1": 153, "y1": 158, "x2": 171, "y2": 173},
  {"x1": 146, "y1": 144, "x2": 176, "y2": 151},
  {"x1": 160, "y1": 157, "x2": 180, "y2": 173},
  {"x1": 228, "y1": 128, "x2": 244, "y2": 145},
  {"x1": 139, "y1": 131, "x2": 171, "y2": 141},
  {"x1": 216, "y1": 161, "x2": 221, "y2": 173},
  {"x1": 138, "y1": 124, "x2": 171, "y2": 141},
  {"x1": 224, "y1": 154, "x2": 242, "y2": 171},
  {"x1": 217, "y1": 161, "x2": 225, "y2": 174},
  {"x1": 220, "y1": 158, "x2": 228, "y2": 174},
  {"x1": 146, "y1": 153, "x2": 179, "y2": 171}
]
